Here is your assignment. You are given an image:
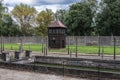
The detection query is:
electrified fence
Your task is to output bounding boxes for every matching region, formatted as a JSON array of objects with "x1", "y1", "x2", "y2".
[
  {"x1": 0, "y1": 36, "x2": 120, "y2": 60},
  {"x1": 0, "y1": 36, "x2": 120, "y2": 79},
  {"x1": 0, "y1": 36, "x2": 119, "y2": 46}
]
